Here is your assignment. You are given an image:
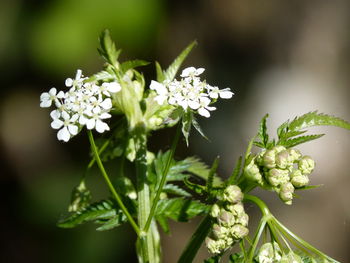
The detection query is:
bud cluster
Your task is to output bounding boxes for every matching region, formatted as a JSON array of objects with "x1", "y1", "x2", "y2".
[
  {"x1": 244, "y1": 146, "x2": 315, "y2": 205},
  {"x1": 256, "y1": 242, "x2": 303, "y2": 263},
  {"x1": 205, "y1": 185, "x2": 249, "y2": 254}
]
